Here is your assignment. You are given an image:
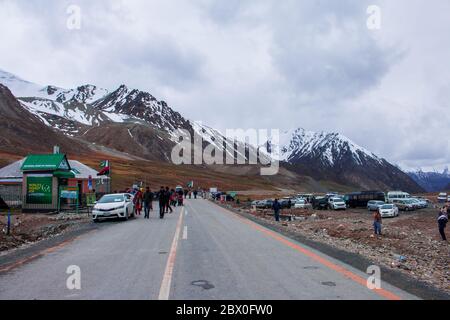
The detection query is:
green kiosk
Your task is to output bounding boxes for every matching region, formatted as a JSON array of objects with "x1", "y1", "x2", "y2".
[{"x1": 21, "y1": 154, "x2": 76, "y2": 213}]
